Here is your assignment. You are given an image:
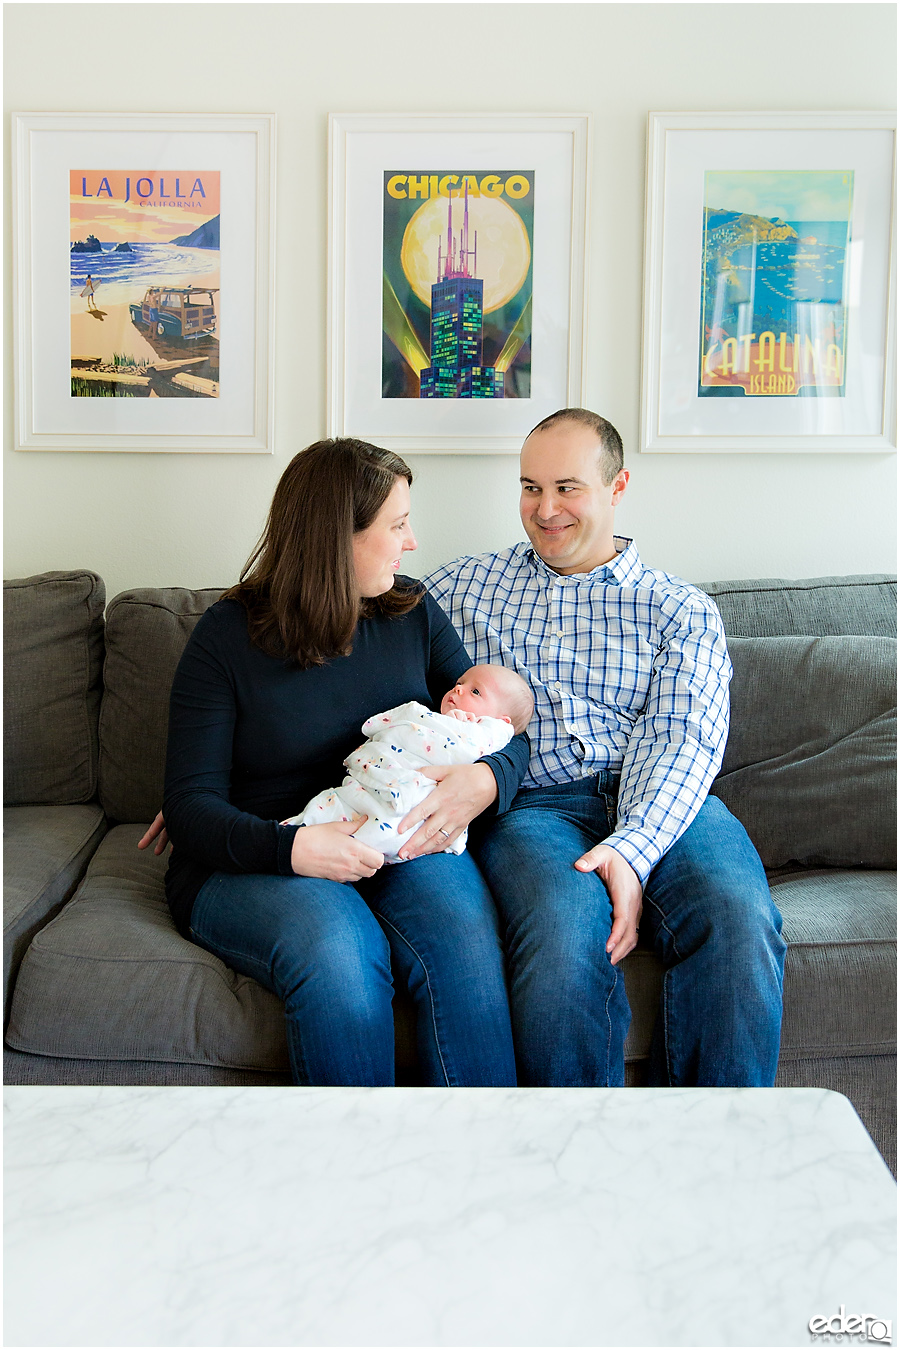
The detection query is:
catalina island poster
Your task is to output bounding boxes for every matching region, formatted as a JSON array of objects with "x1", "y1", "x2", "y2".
[
  {"x1": 70, "y1": 170, "x2": 220, "y2": 398},
  {"x1": 700, "y1": 169, "x2": 853, "y2": 398},
  {"x1": 382, "y1": 170, "x2": 534, "y2": 400}
]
